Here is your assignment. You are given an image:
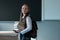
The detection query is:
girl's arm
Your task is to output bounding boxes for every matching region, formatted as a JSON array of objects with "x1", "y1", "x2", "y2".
[
  {"x1": 13, "y1": 21, "x2": 19, "y2": 30},
  {"x1": 20, "y1": 16, "x2": 32, "y2": 34}
]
